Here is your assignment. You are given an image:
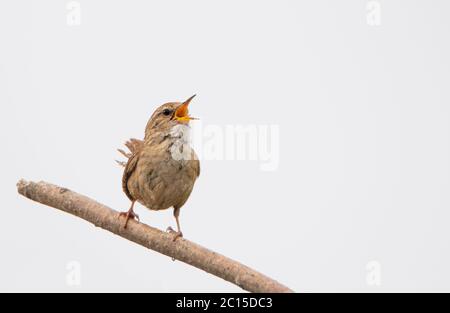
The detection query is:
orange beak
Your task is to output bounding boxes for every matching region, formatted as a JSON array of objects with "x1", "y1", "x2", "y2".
[{"x1": 174, "y1": 94, "x2": 197, "y2": 123}]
